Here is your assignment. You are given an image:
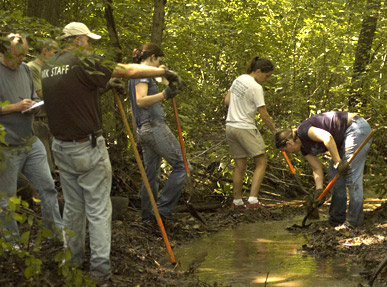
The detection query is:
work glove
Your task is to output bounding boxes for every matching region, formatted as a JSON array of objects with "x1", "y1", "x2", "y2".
[
  {"x1": 313, "y1": 188, "x2": 325, "y2": 206},
  {"x1": 304, "y1": 188, "x2": 323, "y2": 219},
  {"x1": 107, "y1": 78, "x2": 126, "y2": 95},
  {"x1": 164, "y1": 68, "x2": 186, "y2": 90},
  {"x1": 162, "y1": 83, "x2": 178, "y2": 100},
  {"x1": 336, "y1": 160, "x2": 349, "y2": 177},
  {"x1": 164, "y1": 69, "x2": 180, "y2": 83}
]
